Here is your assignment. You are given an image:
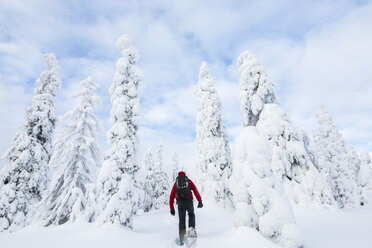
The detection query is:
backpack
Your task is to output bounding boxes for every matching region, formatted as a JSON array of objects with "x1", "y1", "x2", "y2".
[{"x1": 175, "y1": 175, "x2": 191, "y2": 200}]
